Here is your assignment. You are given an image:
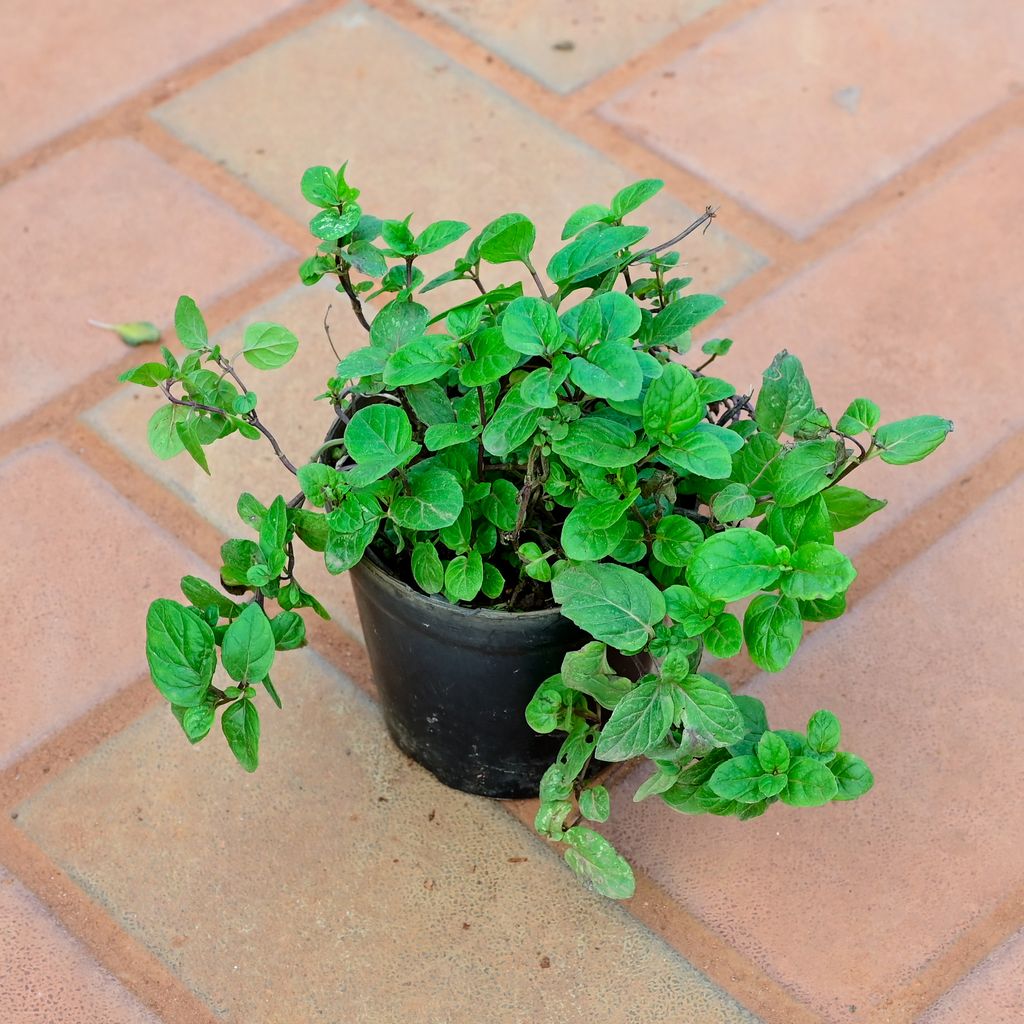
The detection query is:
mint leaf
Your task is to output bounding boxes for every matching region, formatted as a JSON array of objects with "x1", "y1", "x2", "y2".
[
  {"x1": 145, "y1": 599, "x2": 216, "y2": 707},
  {"x1": 221, "y1": 603, "x2": 275, "y2": 683},
  {"x1": 875, "y1": 415, "x2": 953, "y2": 465},
  {"x1": 743, "y1": 594, "x2": 802, "y2": 672},
  {"x1": 222, "y1": 699, "x2": 260, "y2": 772},
  {"x1": 687, "y1": 529, "x2": 782, "y2": 602}
]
